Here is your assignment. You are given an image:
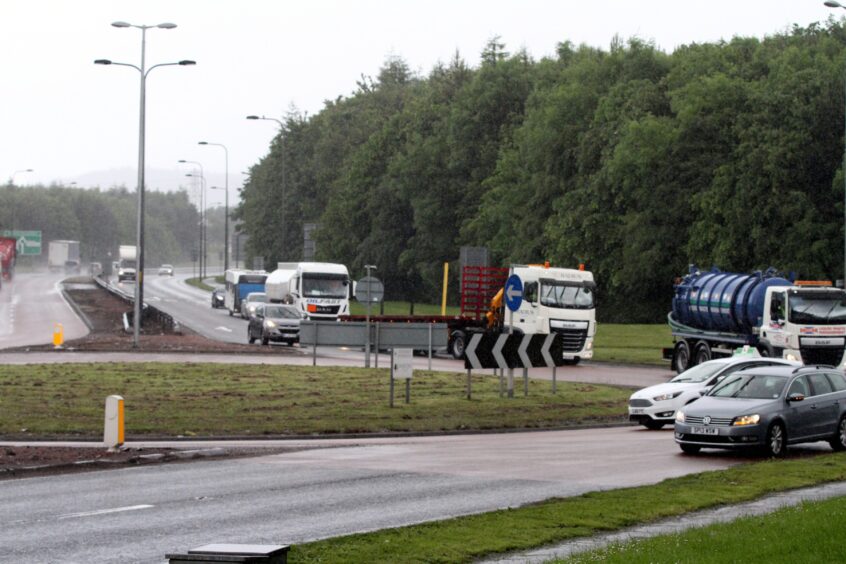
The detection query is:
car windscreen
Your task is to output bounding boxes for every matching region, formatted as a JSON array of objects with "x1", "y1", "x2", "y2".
[
  {"x1": 302, "y1": 274, "x2": 348, "y2": 298},
  {"x1": 669, "y1": 362, "x2": 726, "y2": 384},
  {"x1": 264, "y1": 306, "x2": 301, "y2": 319},
  {"x1": 788, "y1": 290, "x2": 846, "y2": 325},
  {"x1": 709, "y1": 374, "x2": 787, "y2": 399}
]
